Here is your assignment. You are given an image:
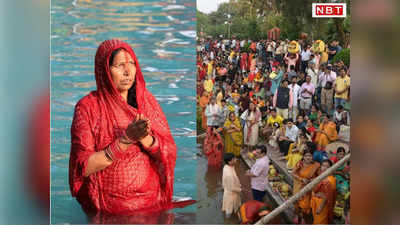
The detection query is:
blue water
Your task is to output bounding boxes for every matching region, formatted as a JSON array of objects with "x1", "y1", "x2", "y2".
[{"x1": 51, "y1": 0, "x2": 196, "y2": 223}]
